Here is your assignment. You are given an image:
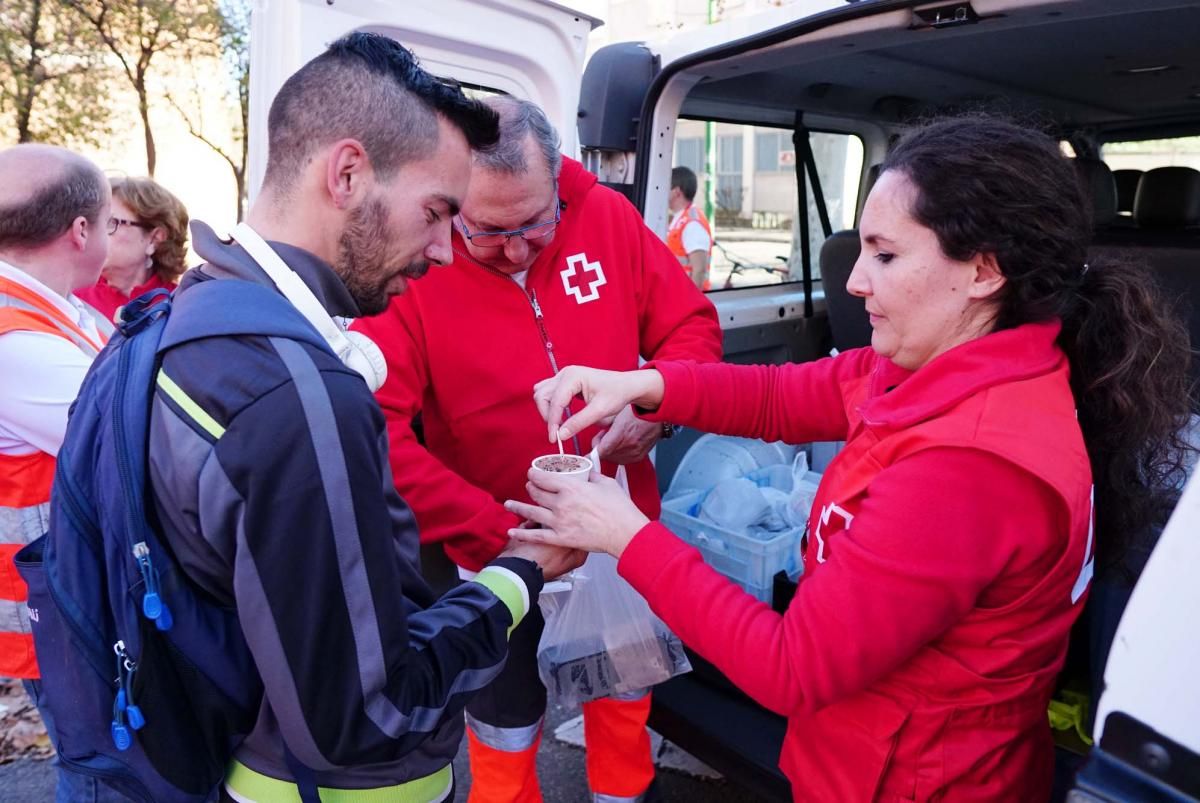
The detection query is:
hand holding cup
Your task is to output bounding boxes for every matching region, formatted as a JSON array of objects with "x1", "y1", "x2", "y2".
[{"x1": 504, "y1": 467, "x2": 649, "y2": 559}]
